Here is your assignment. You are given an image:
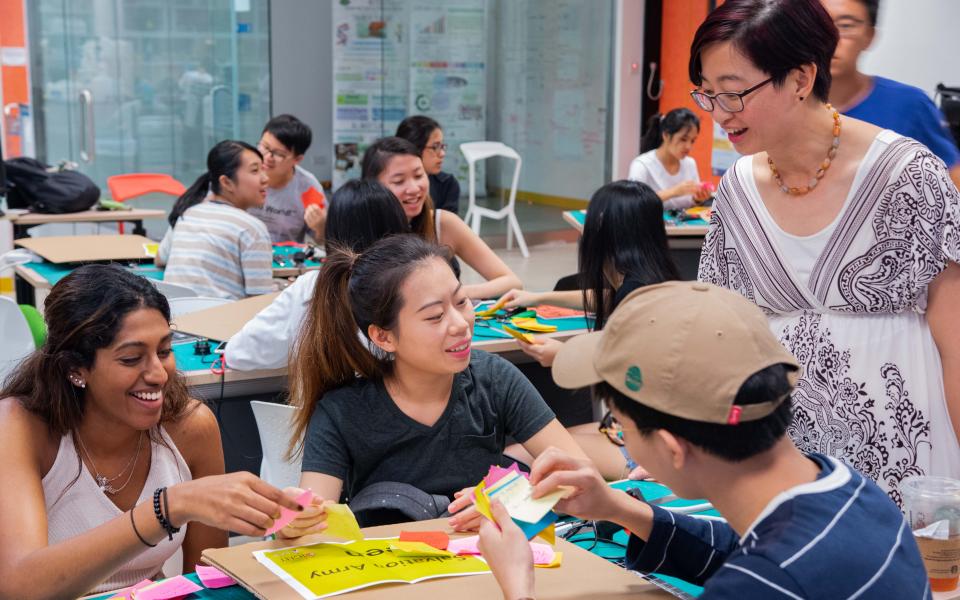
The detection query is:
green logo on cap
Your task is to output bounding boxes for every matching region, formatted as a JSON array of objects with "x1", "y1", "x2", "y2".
[{"x1": 625, "y1": 366, "x2": 643, "y2": 392}]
